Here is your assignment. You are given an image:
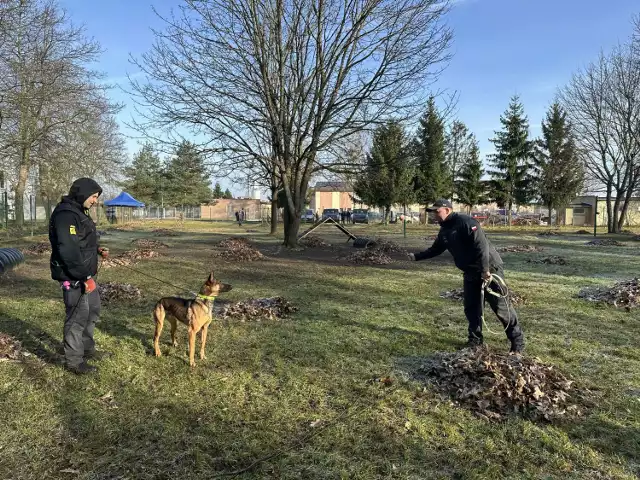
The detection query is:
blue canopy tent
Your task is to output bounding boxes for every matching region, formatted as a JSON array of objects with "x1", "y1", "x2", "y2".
[{"x1": 104, "y1": 192, "x2": 145, "y2": 224}]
